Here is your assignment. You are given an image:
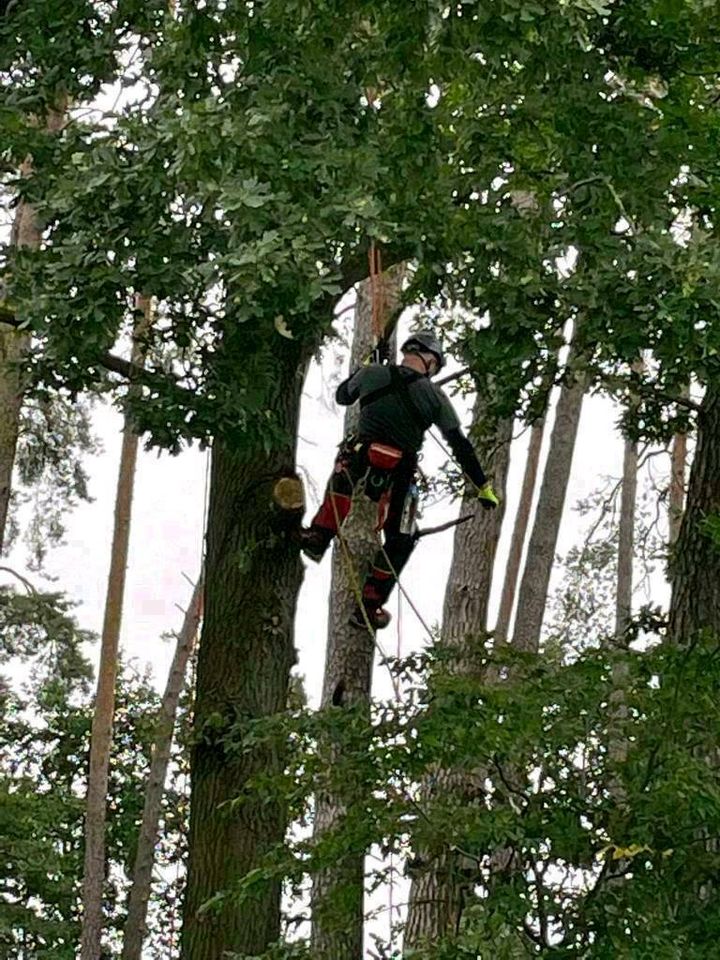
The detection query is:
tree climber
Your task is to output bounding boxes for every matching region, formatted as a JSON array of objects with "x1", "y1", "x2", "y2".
[{"x1": 298, "y1": 330, "x2": 499, "y2": 631}]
